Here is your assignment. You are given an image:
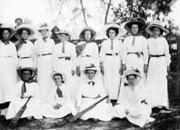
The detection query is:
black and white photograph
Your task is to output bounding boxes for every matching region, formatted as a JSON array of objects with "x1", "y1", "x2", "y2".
[{"x1": 0, "y1": 0, "x2": 180, "y2": 129}]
